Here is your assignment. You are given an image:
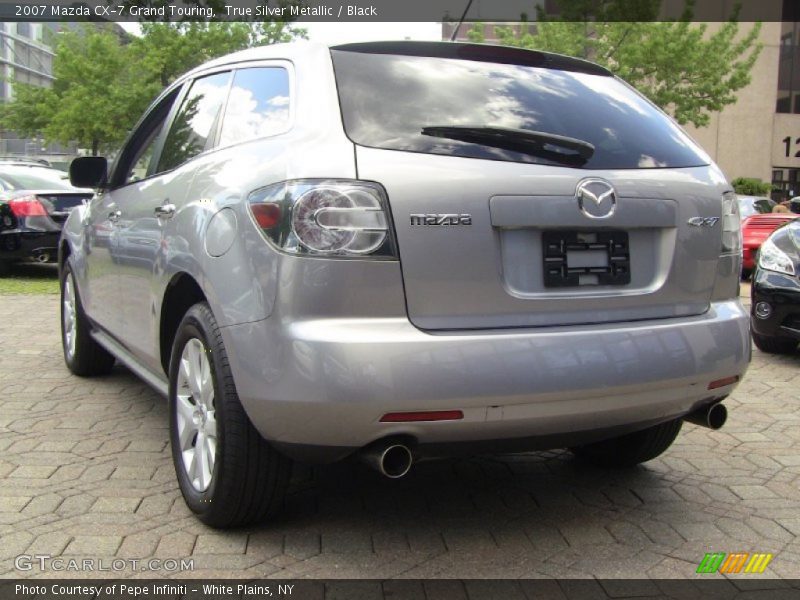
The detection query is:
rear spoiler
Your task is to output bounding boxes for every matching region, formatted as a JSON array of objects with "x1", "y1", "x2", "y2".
[{"x1": 330, "y1": 41, "x2": 612, "y2": 77}]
